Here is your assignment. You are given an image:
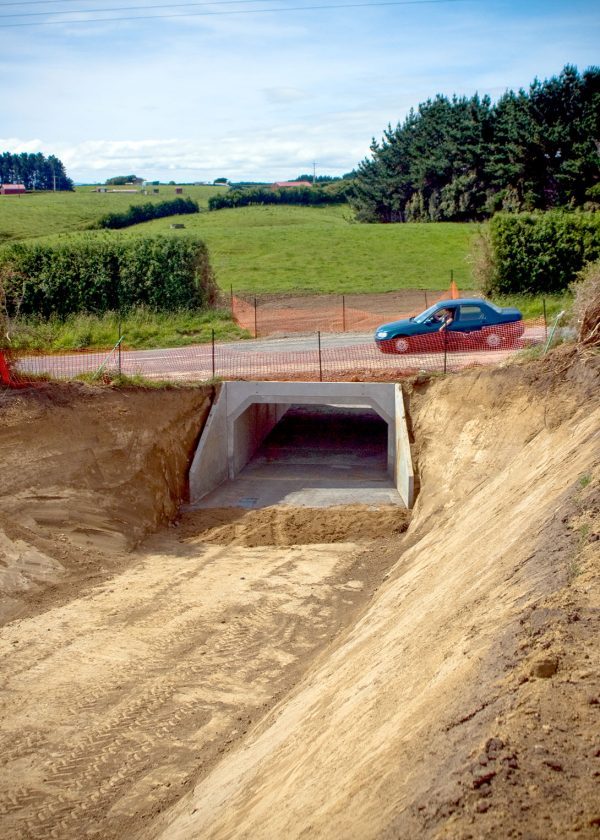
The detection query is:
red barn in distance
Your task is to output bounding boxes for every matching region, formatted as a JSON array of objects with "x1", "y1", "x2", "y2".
[{"x1": 1, "y1": 184, "x2": 26, "y2": 195}]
